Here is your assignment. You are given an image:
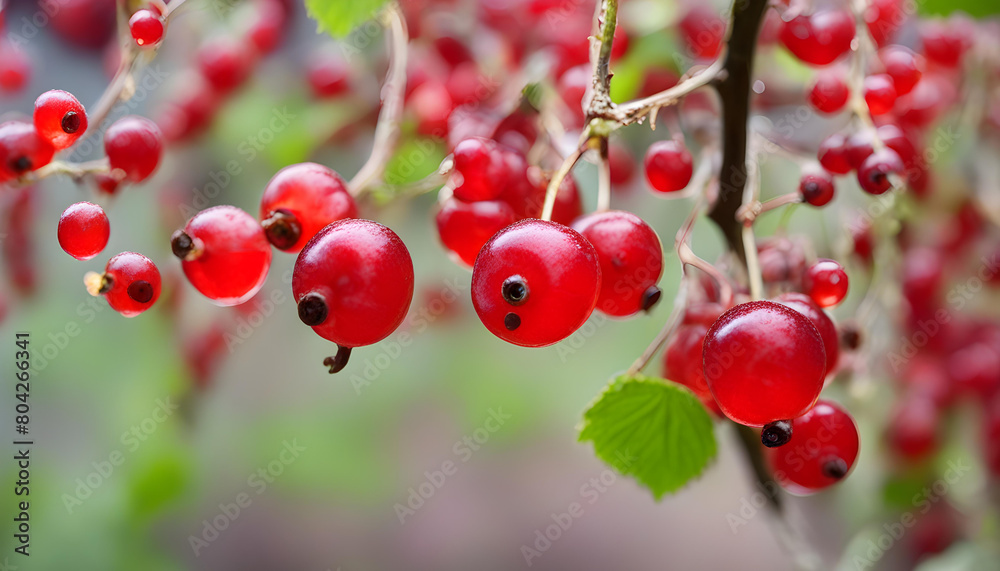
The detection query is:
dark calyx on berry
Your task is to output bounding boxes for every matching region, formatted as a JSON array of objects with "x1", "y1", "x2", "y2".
[
  {"x1": 504, "y1": 312, "x2": 521, "y2": 331},
  {"x1": 62, "y1": 112, "x2": 82, "y2": 134},
  {"x1": 323, "y1": 345, "x2": 352, "y2": 374},
  {"x1": 840, "y1": 322, "x2": 862, "y2": 350},
  {"x1": 127, "y1": 280, "x2": 154, "y2": 303},
  {"x1": 98, "y1": 274, "x2": 114, "y2": 295},
  {"x1": 761, "y1": 419, "x2": 793, "y2": 448},
  {"x1": 170, "y1": 230, "x2": 200, "y2": 260},
  {"x1": 641, "y1": 286, "x2": 662, "y2": 312},
  {"x1": 297, "y1": 293, "x2": 328, "y2": 326},
  {"x1": 261, "y1": 209, "x2": 302, "y2": 250},
  {"x1": 502, "y1": 275, "x2": 528, "y2": 305},
  {"x1": 821, "y1": 457, "x2": 849, "y2": 480},
  {"x1": 13, "y1": 156, "x2": 32, "y2": 173}
]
